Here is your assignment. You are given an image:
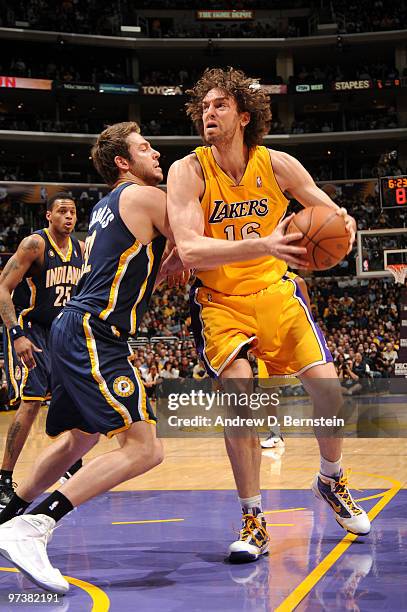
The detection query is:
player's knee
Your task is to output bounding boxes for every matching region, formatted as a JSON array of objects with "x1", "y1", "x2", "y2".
[
  {"x1": 140, "y1": 439, "x2": 164, "y2": 470},
  {"x1": 318, "y1": 384, "x2": 344, "y2": 414},
  {"x1": 127, "y1": 439, "x2": 163, "y2": 477}
]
